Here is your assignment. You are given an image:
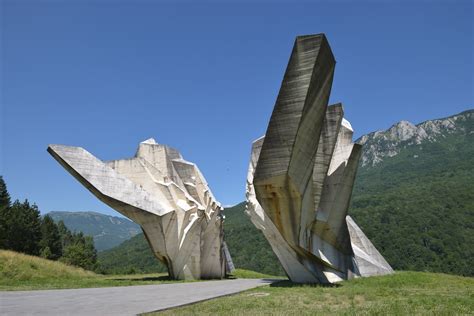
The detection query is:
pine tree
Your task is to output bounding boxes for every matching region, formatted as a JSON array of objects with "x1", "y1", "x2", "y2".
[
  {"x1": 39, "y1": 215, "x2": 62, "y2": 260},
  {"x1": 1, "y1": 200, "x2": 42, "y2": 255},
  {"x1": 0, "y1": 176, "x2": 11, "y2": 211},
  {"x1": 0, "y1": 176, "x2": 12, "y2": 248},
  {"x1": 57, "y1": 220, "x2": 74, "y2": 248},
  {"x1": 83, "y1": 235, "x2": 98, "y2": 269}
]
